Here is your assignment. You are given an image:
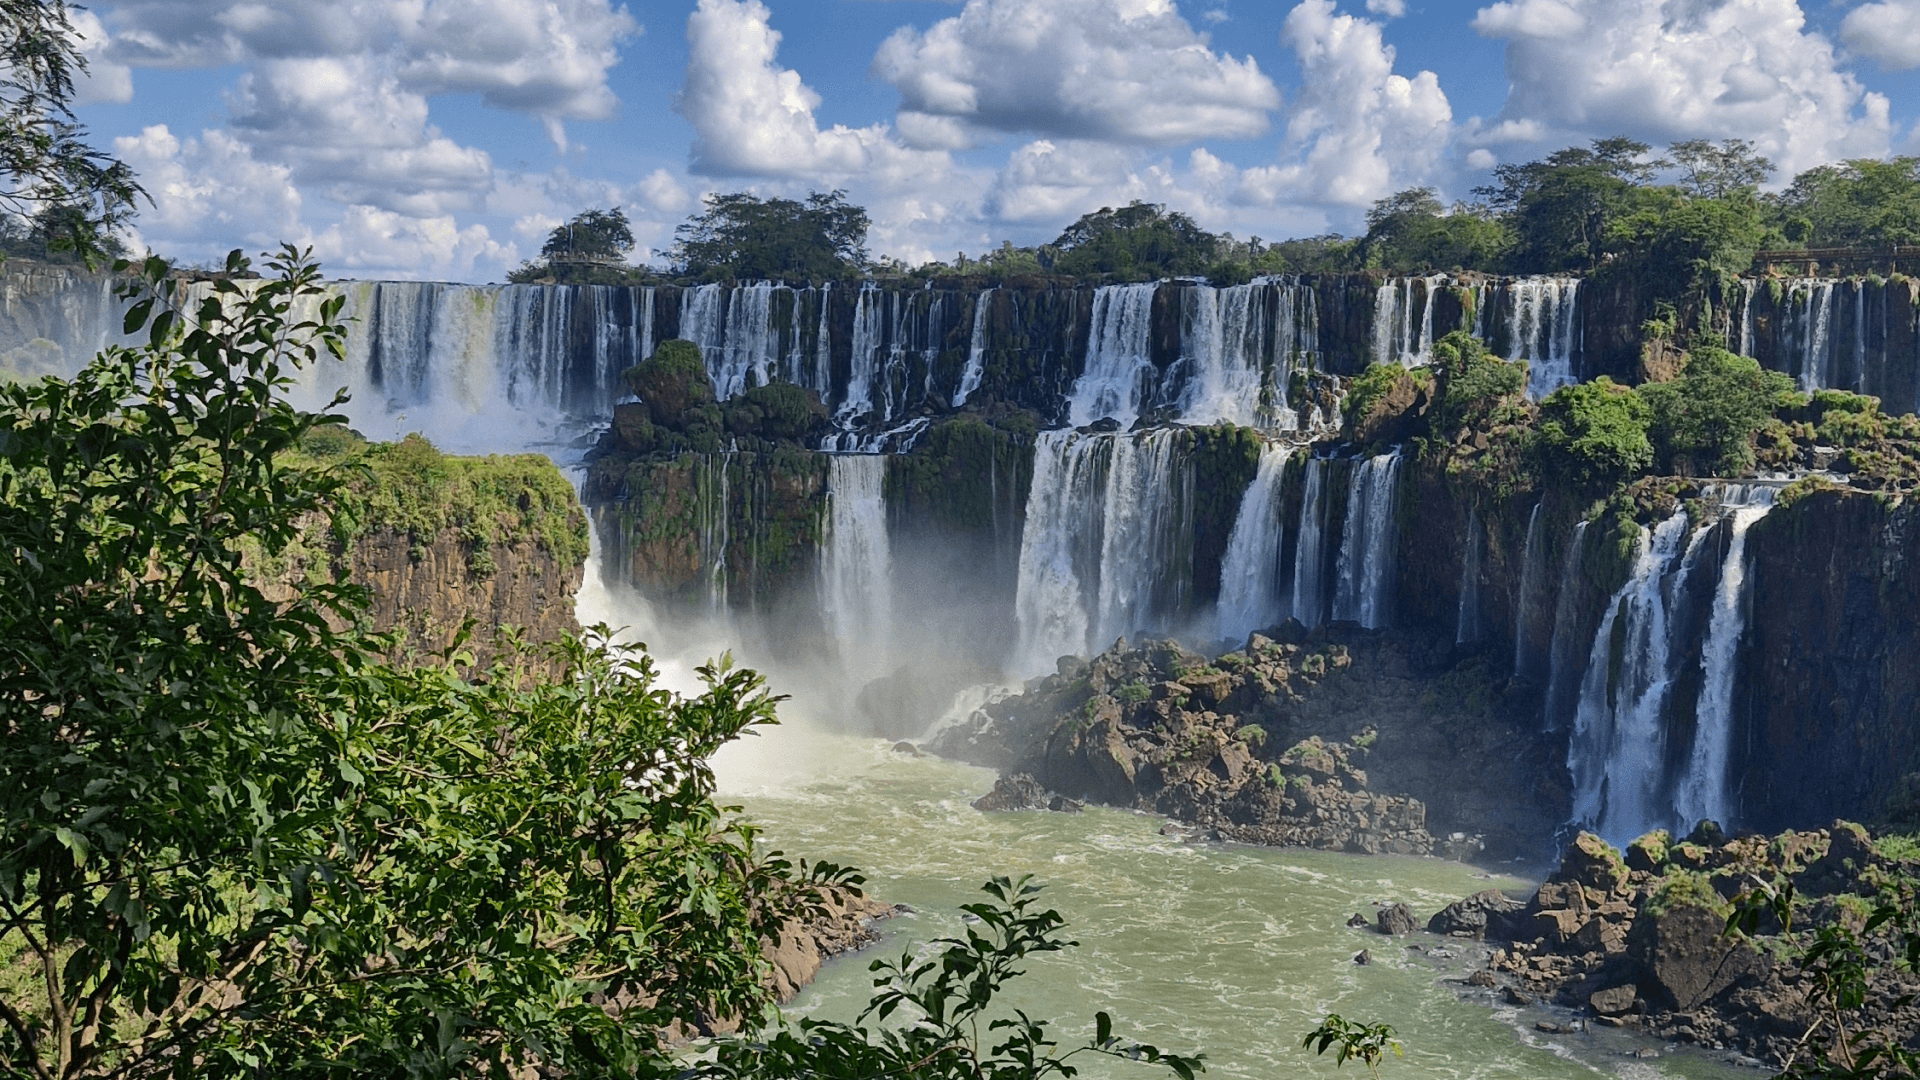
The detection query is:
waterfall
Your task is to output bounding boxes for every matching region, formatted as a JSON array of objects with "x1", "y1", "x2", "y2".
[
  {"x1": 1541, "y1": 520, "x2": 1590, "y2": 731},
  {"x1": 1370, "y1": 277, "x2": 1442, "y2": 368},
  {"x1": 1672, "y1": 485, "x2": 1778, "y2": 829},
  {"x1": 1513, "y1": 501, "x2": 1546, "y2": 677},
  {"x1": 1217, "y1": 443, "x2": 1295, "y2": 642},
  {"x1": 1568, "y1": 510, "x2": 1710, "y2": 843},
  {"x1": 699, "y1": 452, "x2": 733, "y2": 613},
  {"x1": 1013, "y1": 429, "x2": 1187, "y2": 674},
  {"x1": 1290, "y1": 457, "x2": 1331, "y2": 628},
  {"x1": 841, "y1": 284, "x2": 884, "y2": 423},
  {"x1": 1331, "y1": 451, "x2": 1403, "y2": 629},
  {"x1": 1455, "y1": 506, "x2": 1484, "y2": 645},
  {"x1": 822, "y1": 455, "x2": 895, "y2": 679},
  {"x1": 1067, "y1": 283, "x2": 1158, "y2": 428},
  {"x1": 1506, "y1": 277, "x2": 1581, "y2": 398},
  {"x1": 955, "y1": 287, "x2": 994, "y2": 406},
  {"x1": 1172, "y1": 282, "x2": 1267, "y2": 427}
]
